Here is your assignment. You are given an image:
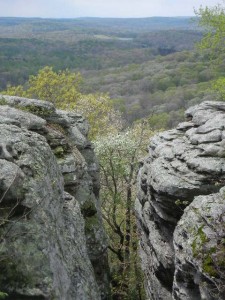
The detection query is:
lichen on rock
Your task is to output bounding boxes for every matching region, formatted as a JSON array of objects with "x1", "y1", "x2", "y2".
[
  {"x1": 136, "y1": 101, "x2": 225, "y2": 300},
  {"x1": 173, "y1": 188, "x2": 225, "y2": 300},
  {"x1": 0, "y1": 95, "x2": 109, "y2": 300}
]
